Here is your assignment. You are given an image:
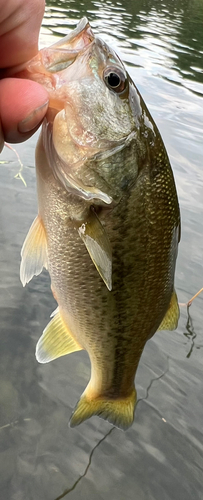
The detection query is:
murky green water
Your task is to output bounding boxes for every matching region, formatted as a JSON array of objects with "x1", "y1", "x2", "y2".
[{"x1": 0, "y1": 1, "x2": 203, "y2": 499}]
